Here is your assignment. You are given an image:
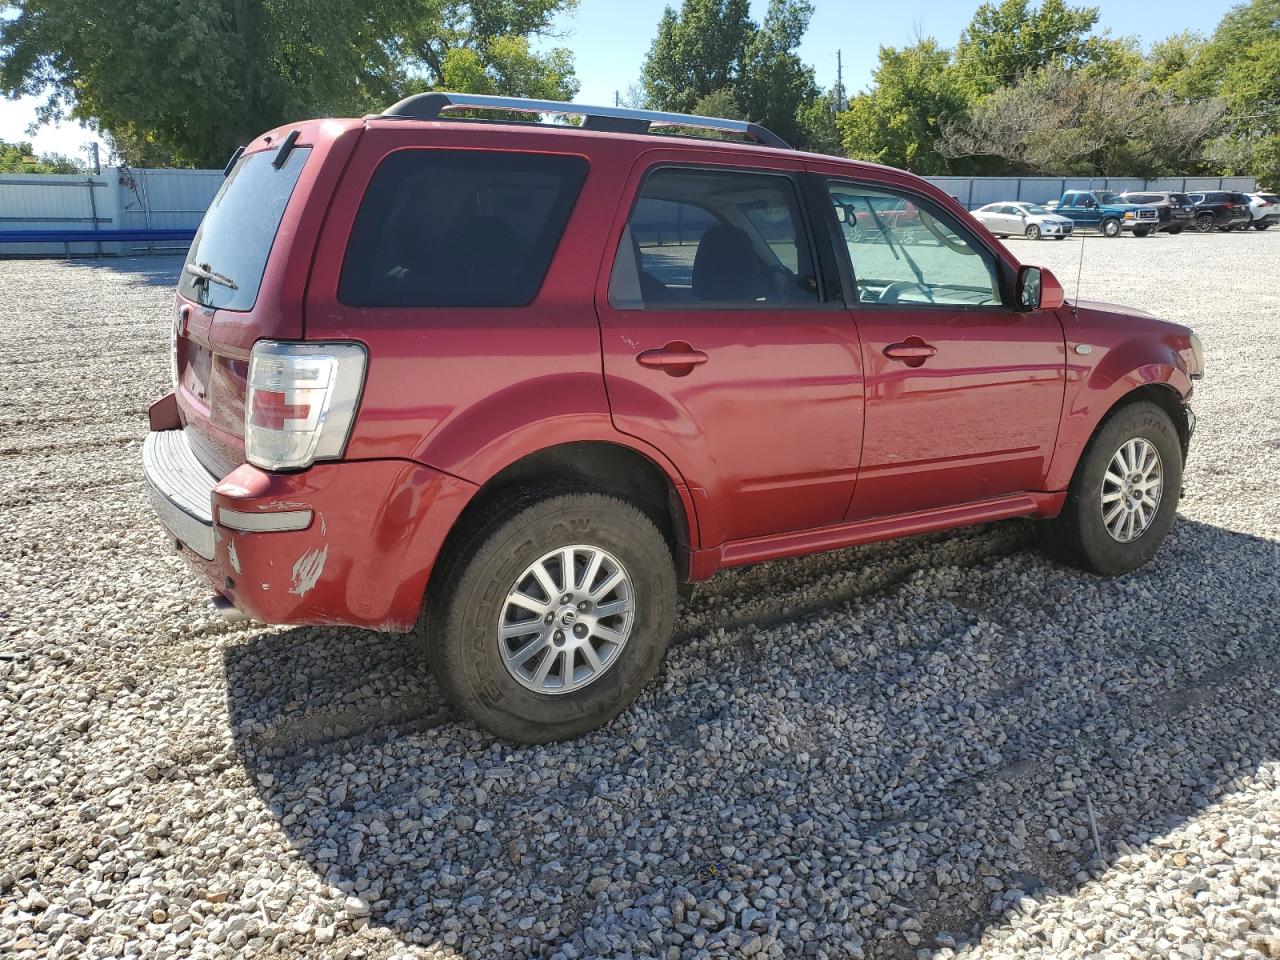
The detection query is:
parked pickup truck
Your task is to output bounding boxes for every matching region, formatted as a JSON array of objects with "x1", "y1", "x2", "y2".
[{"x1": 1047, "y1": 190, "x2": 1160, "y2": 237}]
